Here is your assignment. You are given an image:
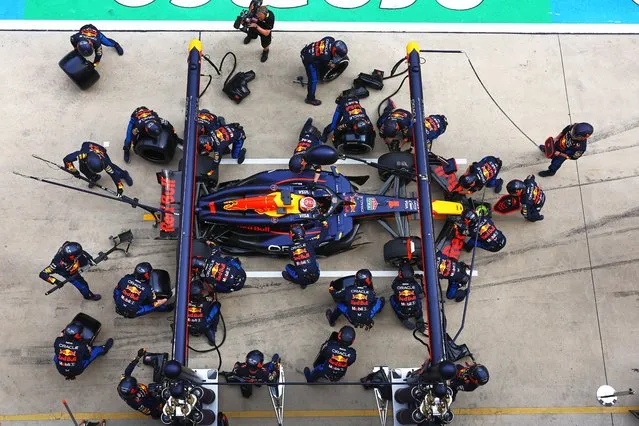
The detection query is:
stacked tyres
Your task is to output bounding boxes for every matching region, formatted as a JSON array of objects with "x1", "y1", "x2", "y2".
[
  {"x1": 333, "y1": 128, "x2": 376, "y2": 155},
  {"x1": 58, "y1": 50, "x2": 100, "y2": 90},
  {"x1": 319, "y1": 56, "x2": 349, "y2": 82},
  {"x1": 135, "y1": 129, "x2": 178, "y2": 164}
]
